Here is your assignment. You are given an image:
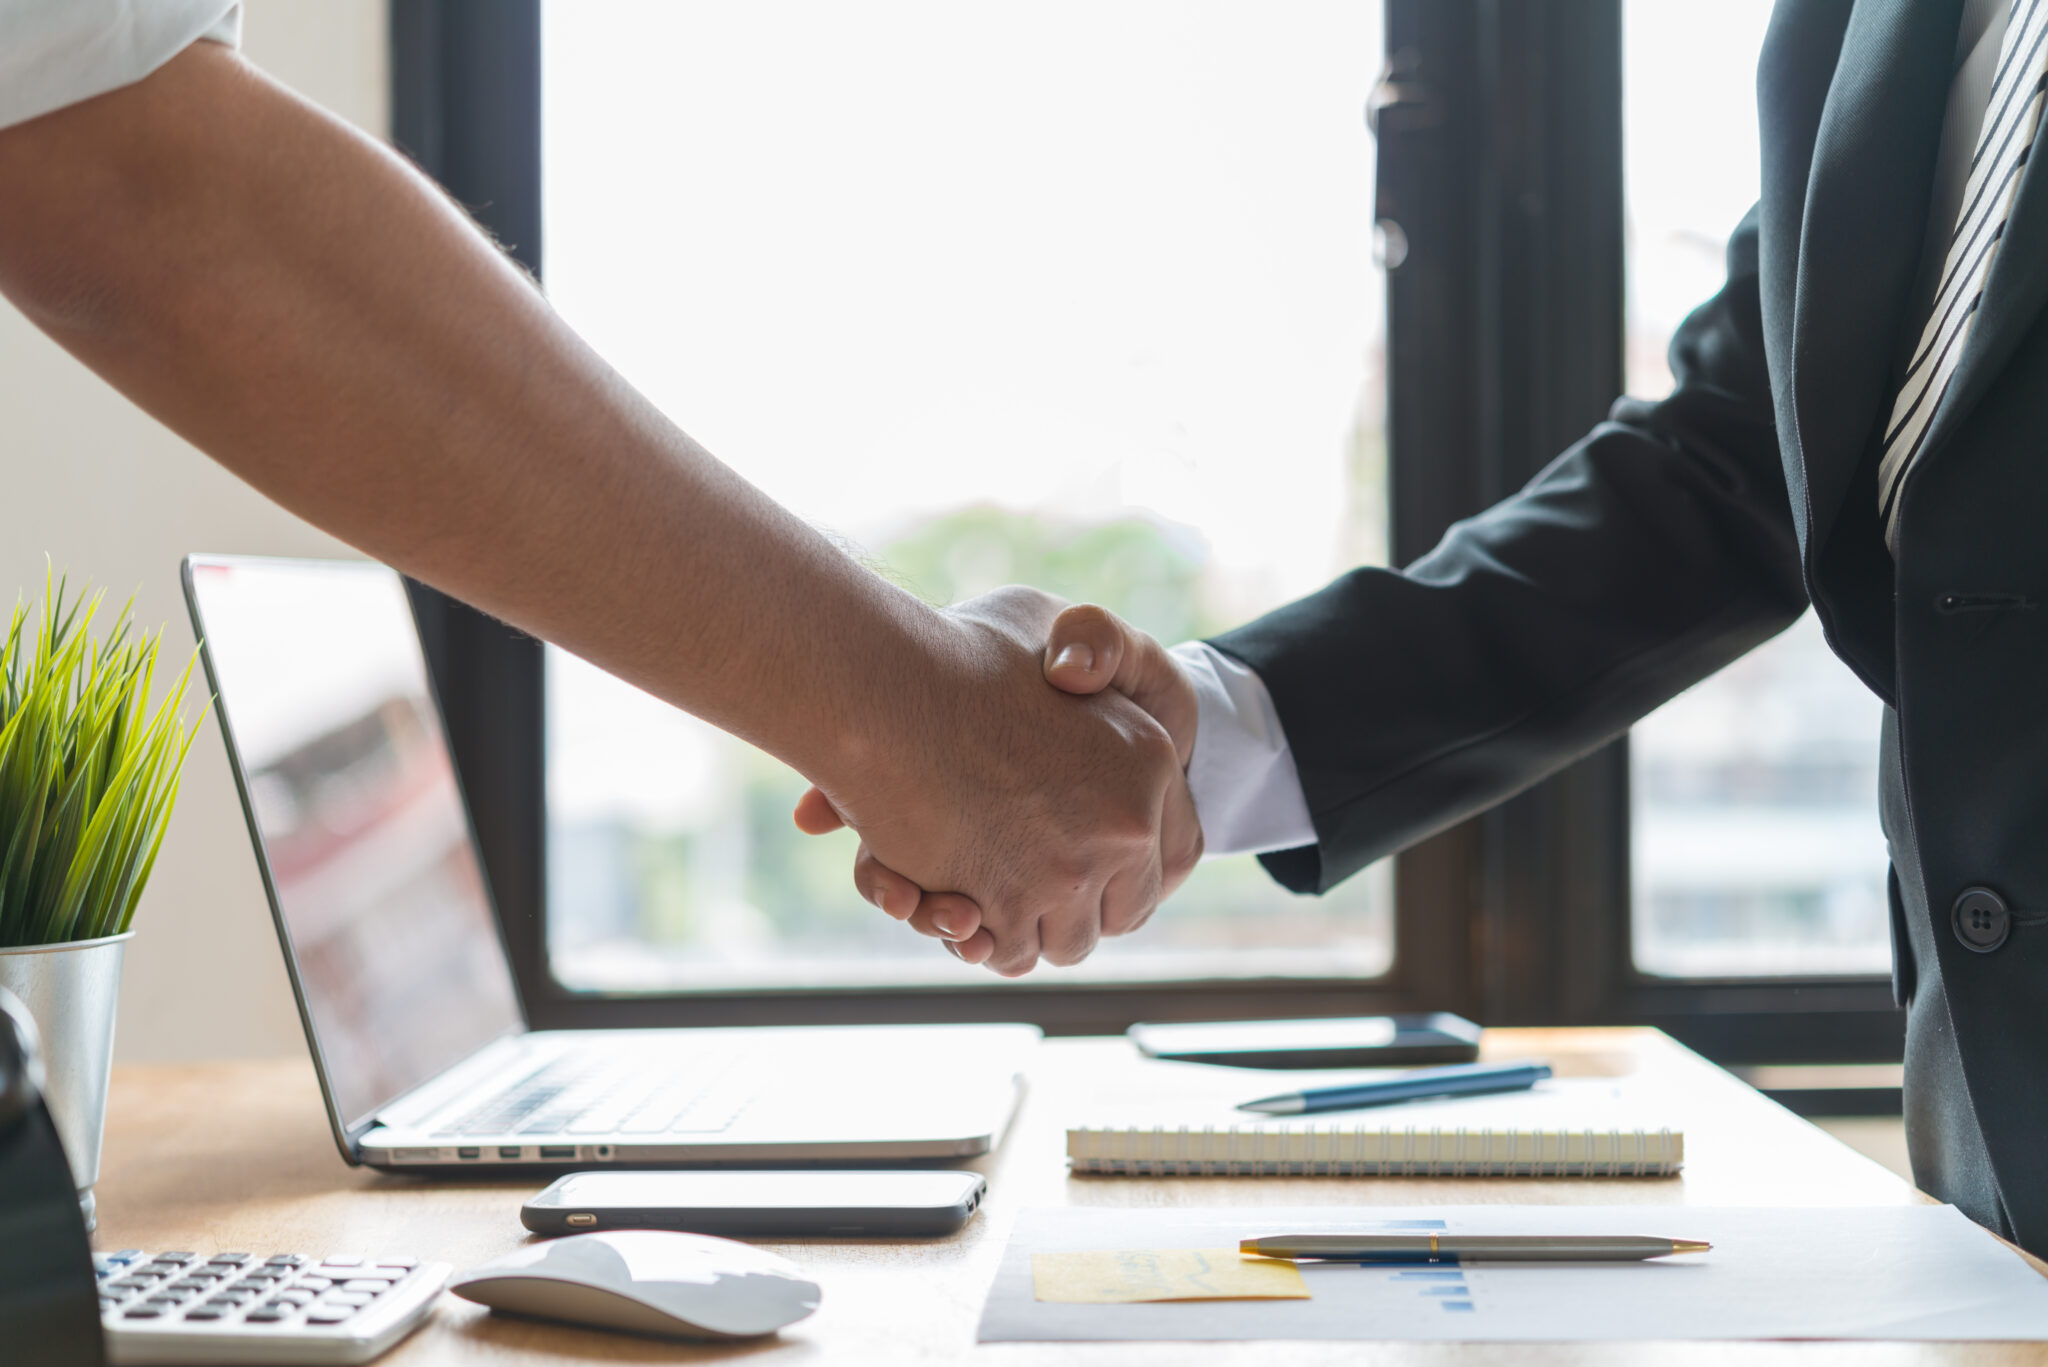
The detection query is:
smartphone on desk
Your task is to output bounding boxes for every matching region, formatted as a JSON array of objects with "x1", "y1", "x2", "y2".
[
  {"x1": 1127, "y1": 1013, "x2": 1482, "y2": 1069},
  {"x1": 522, "y1": 1170, "x2": 987, "y2": 1238}
]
